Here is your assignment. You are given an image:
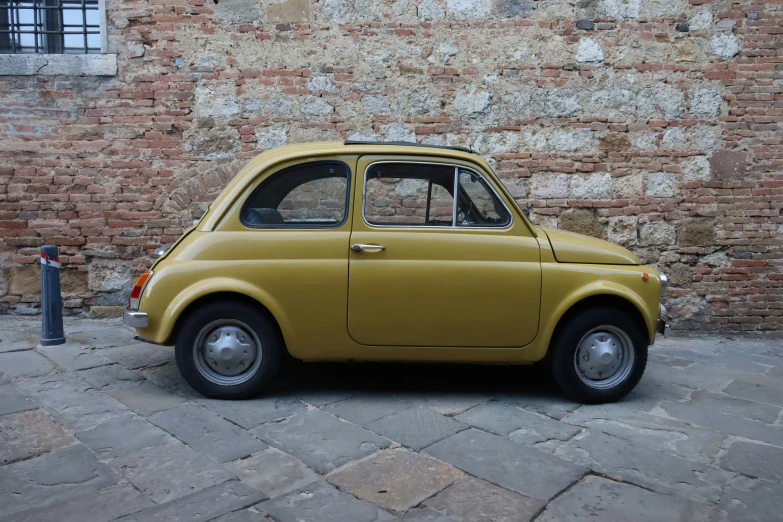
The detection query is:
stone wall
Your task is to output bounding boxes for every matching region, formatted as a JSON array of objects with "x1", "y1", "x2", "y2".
[{"x1": 0, "y1": 0, "x2": 781, "y2": 330}]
